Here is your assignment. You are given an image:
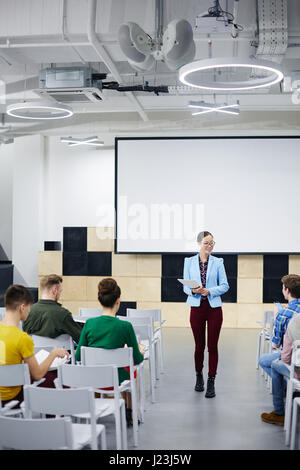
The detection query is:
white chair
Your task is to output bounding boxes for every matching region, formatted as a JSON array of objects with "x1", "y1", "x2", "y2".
[
  {"x1": 31, "y1": 334, "x2": 75, "y2": 364},
  {"x1": 56, "y1": 363, "x2": 127, "y2": 450},
  {"x1": 0, "y1": 307, "x2": 5, "y2": 321},
  {"x1": 284, "y1": 340, "x2": 300, "y2": 447},
  {"x1": 127, "y1": 308, "x2": 166, "y2": 374},
  {"x1": 256, "y1": 310, "x2": 274, "y2": 374},
  {"x1": 0, "y1": 415, "x2": 74, "y2": 450},
  {"x1": 118, "y1": 316, "x2": 156, "y2": 403},
  {"x1": 23, "y1": 384, "x2": 107, "y2": 450},
  {"x1": 0, "y1": 363, "x2": 31, "y2": 417},
  {"x1": 290, "y1": 397, "x2": 300, "y2": 450},
  {"x1": 81, "y1": 346, "x2": 140, "y2": 447},
  {"x1": 74, "y1": 308, "x2": 103, "y2": 324},
  {"x1": 78, "y1": 307, "x2": 103, "y2": 317}
]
